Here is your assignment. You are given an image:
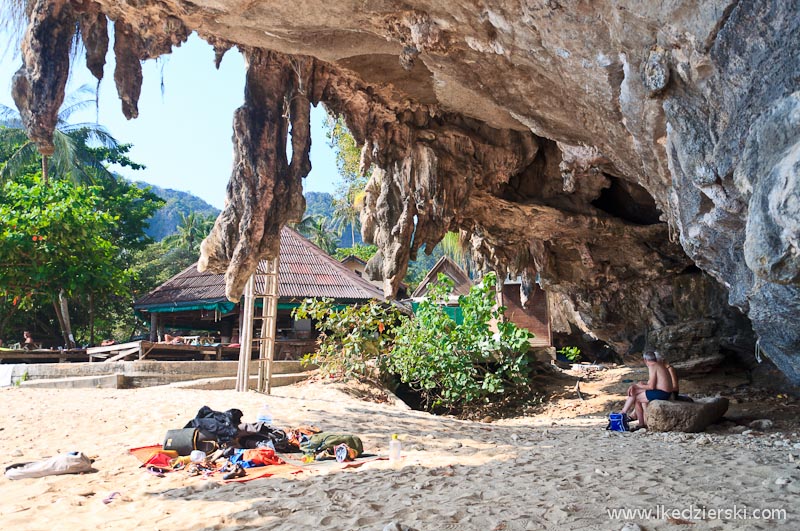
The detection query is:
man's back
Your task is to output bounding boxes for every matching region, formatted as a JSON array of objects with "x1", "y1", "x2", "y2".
[{"x1": 653, "y1": 363, "x2": 673, "y2": 393}]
